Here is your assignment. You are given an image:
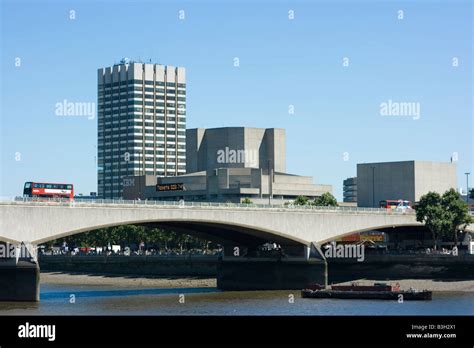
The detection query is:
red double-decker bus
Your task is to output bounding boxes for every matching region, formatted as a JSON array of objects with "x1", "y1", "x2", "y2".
[
  {"x1": 379, "y1": 199, "x2": 412, "y2": 210},
  {"x1": 23, "y1": 182, "x2": 74, "y2": 200}
]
